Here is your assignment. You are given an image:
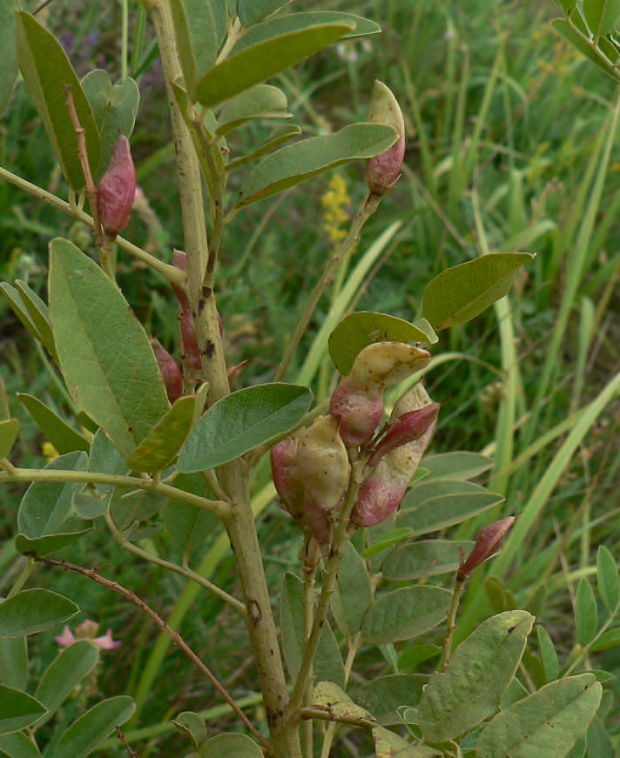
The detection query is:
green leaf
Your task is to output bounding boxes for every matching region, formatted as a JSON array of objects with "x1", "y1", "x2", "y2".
[
  {"x1": 51, "y1": 696, "x2": 134, "y2": 758},
  {"x1": 476, "y1": 674, "x2": 602, "y2": 758},
  {"x1": 0, "y1": 731, "x2": 42, "y2": 758},
  {"x1": 35, "y1": 641, "x2": 99, "y2": 723},
  {"x1": 48, "y1": 238, "x2": 169, "y2": 457},
  {"x1": 280, "y1": 573, "x2": 344, "y2": 687},
  {"x1": 312, "y1": 681, "x2": 372, "y2": 722},
  {"x1": 0, "y1": 284, "x2": 49, "y2": 354},
  {"x1": 583, "y1": 0, "x2": 620, "y2": 36},
  {"x1": 0, "y1": 638, "x2": 28, "y2": 691},
  {"x1": 362, "y1": 527, "x2": 414, "y2": 559},
  {"x1": 575, "y1": 579, "x2": 598, "y2": 646},
  {"x1": 126, "y1": 390, "x2": 206, "y2": 473},
  {"x1": 195, "y1": 22, "x2": 355, "y2": 109},
  {"x1": 551, "y1": 19, "x2": 620, "y2": 81},
  {"x1": 237, "y1": 0, "x2": 291, "y2": 25},
  {"x1": 0, "y1": 590, "x2": 79, "y2": 637},
  {"x1": 81, "y1": 70, "x2": 139, "y2": 176},
  {"x1": 362, "y1": 586, "x2": 451, "y2": 645},
  {"x1": 331, "y1": 541, "x2": 373, "y2": 636},
  {"x1": 328, "y1": 312, "x2": 437, "y2": 376},
  {"x1": 216, "y1": 84, "x2": 291, "y2": 136},
  {"x1": 418, "y1": 610, "x2": 534, "y2": 742},
  {"x1": 17, "y1": 451, "x2": 87, "y2": 538},
  {"x1": 587, "y1": 716, "x2": 614, "y2": 758},
  {"x1": 193, "y1": 733, "x2": 263, "y2": 757},
  {"x1": 402, "y1": 479, "x2": 489, "y2": 509},
  {"x1": 15, "y1": 528, "x2": 93, "y2": 559},
  {"x1": 372, "y1": 726, "x2": 441, "y2": 757},
  {"x1": 382, "y1": 539, "x2": 474, "y2": 581},
  {"x1": 398, "y1": 492, "x2": 503, "y2": 536},
  {"x1": 0, "y1": 420, "x2": 19, "y2": 459},
  {"x1": 88, "y1": 429, "x2": 127, "y2": 494},
  {"x1": 178, "y1": 383, "x2": 312, "y2": 473},
  {"x1": 17, "y1": 395, "x2": 89, "y2": 455},
  {"x1": 596, "y1": 545, "x2": 620, "y2": 613},
  {"x1": 0, "y1": 0, "x2": 19, "y2": 118},
  {"x1": 536, "y1": 625, "x2": 560, "y2": 682},
  {"x1": 590, "y1": 626, "x2": 620, "y2": 651},
  {"x1": 420, "y1": 451, "x2": 493, "y2": 480},
  {"x1": 163, "y1": 475, "x2": 218, "y2": 560},
  {"x1": 0, "y1": 686, "x2": 45, "y2": 736},
  {"x1": 184, "y1": 0, "x2": 219, "y2": 85},
  {"x1": 226, "y1": 124, "x2": 302, "y2": 171},
  {"x1": 172, "y1": 711, "x2": 207, "y2": 748},
  {"x1": 235, "y1": 12, "x2": 381, "y2": 52},
  {"x1": 16, "y1": 12, "x2": 100, "y2": 190},
  {"x1": 0, "y1": 377, "x2": 9, "y2": 421},
  {"x1": 422, "y1": 253, "x2": 534, "y2": 330},
  {"x1": 351, "y1": 674, "x2": 427, "y2": 727},
  {"x1": 237, "y1": 123, "x2": 397, "y2": 208},
  {"x1": 13, "y1": 282, "x2": 57, "y2": 362}
]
